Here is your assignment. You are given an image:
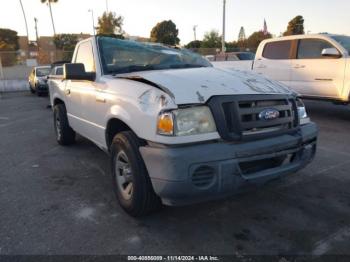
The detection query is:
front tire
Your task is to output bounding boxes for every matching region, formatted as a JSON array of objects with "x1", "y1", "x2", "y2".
[
  {"x1": 29, "y1": 84, "x2": 35, "y2": 94},
  {"x1": 111, "y1": 131, "x2": 161, "y2": 216},
  {"x1": 53, "y1": 104, "x2": 76, "y2": 145}
]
